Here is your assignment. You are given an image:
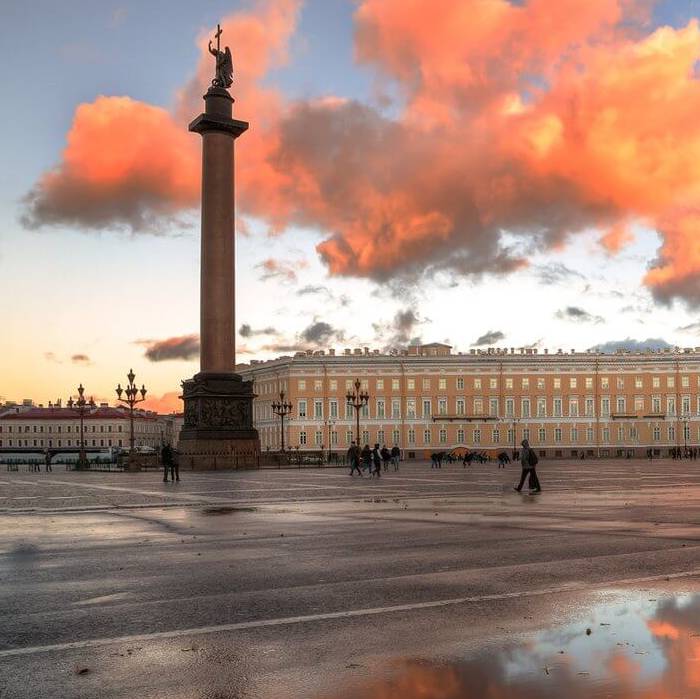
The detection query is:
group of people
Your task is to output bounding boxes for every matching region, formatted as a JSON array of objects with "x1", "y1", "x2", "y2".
[
  {"x1": 161, "y1": 443, "x2": 180, "y2": 482},
  {"x1": 346, "y1": 442, "x2": 400, "y2": 477},
  {"x1": 667, "y1": 447, "x2": 699, "y2": 460}
]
